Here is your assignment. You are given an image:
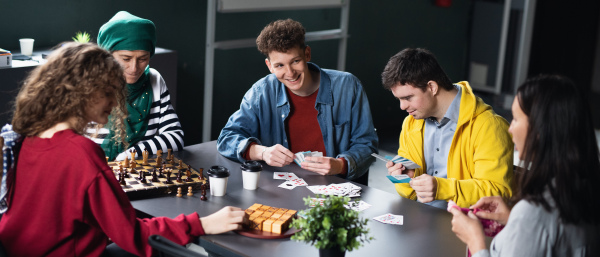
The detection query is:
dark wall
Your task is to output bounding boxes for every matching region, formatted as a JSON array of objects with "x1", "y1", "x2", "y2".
[{"x1": 0, "y1": 0, "x2": 471, "y2": 147}]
